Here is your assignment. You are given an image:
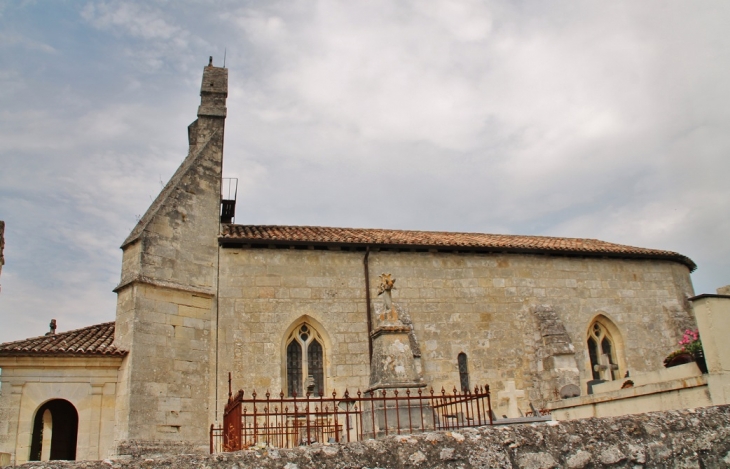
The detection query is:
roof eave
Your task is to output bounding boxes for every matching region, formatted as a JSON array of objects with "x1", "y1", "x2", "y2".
[
  {"x1": 0, "y1": 351, "x2": 128, "y2": 358},
  {"x1": 218, "y1": 237, "x2": 697, "y2": 271}
]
